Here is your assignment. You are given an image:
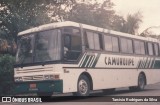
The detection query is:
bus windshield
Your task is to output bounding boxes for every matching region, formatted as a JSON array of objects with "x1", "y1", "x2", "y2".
[{"x1": 16, "y1": 29, "x2": 61, "y2": 65}]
